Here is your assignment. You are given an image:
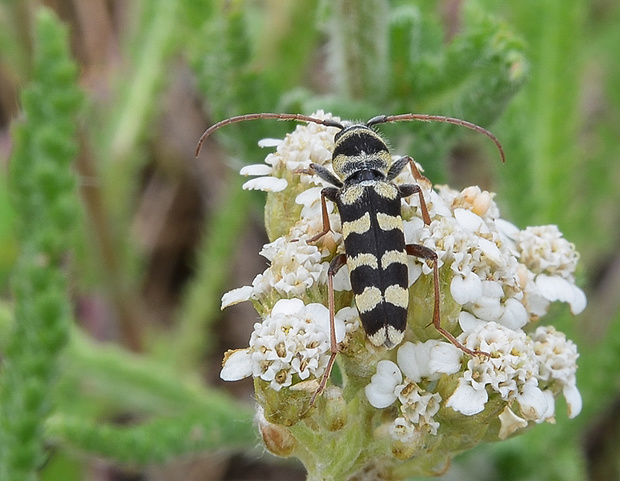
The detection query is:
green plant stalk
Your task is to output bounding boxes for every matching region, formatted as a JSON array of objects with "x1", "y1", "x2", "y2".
[
  {"x1": 498, "y1": 0, "x2": 584, "y2": 230},
  {"x1": 59, "y1": 328, "x2": 243, "y2": 415},
  {"x1": 324, "y1": 0, "x2": 390, "y2": 102},
  {"x1": 525, "y1": 1, "x2": 583, "y2": 228},
  {"x1": 45, "y1": 407, "x2": 255, "y2": 465},
  {"x1": 171, "y1": 174, "x2": 253, "y2": 371},
  {"x1": 49, "y1": 333, "x2": 257, "y2": 464},
  {"x1": 0, "y1": 310, "x2": 256, "y2": 464},
  {"x1": 100, "y1": 0, "x2": 179, "y2": 268},
  {"x1": 83, "y1": 0, "x2": 180, "y2": 352},
  {"x1": 107, "y1": 0, "x2": 179, "y2": 162},
  {"x1": 0, "y1": 8, "x2": 83, "y2": 481}
]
